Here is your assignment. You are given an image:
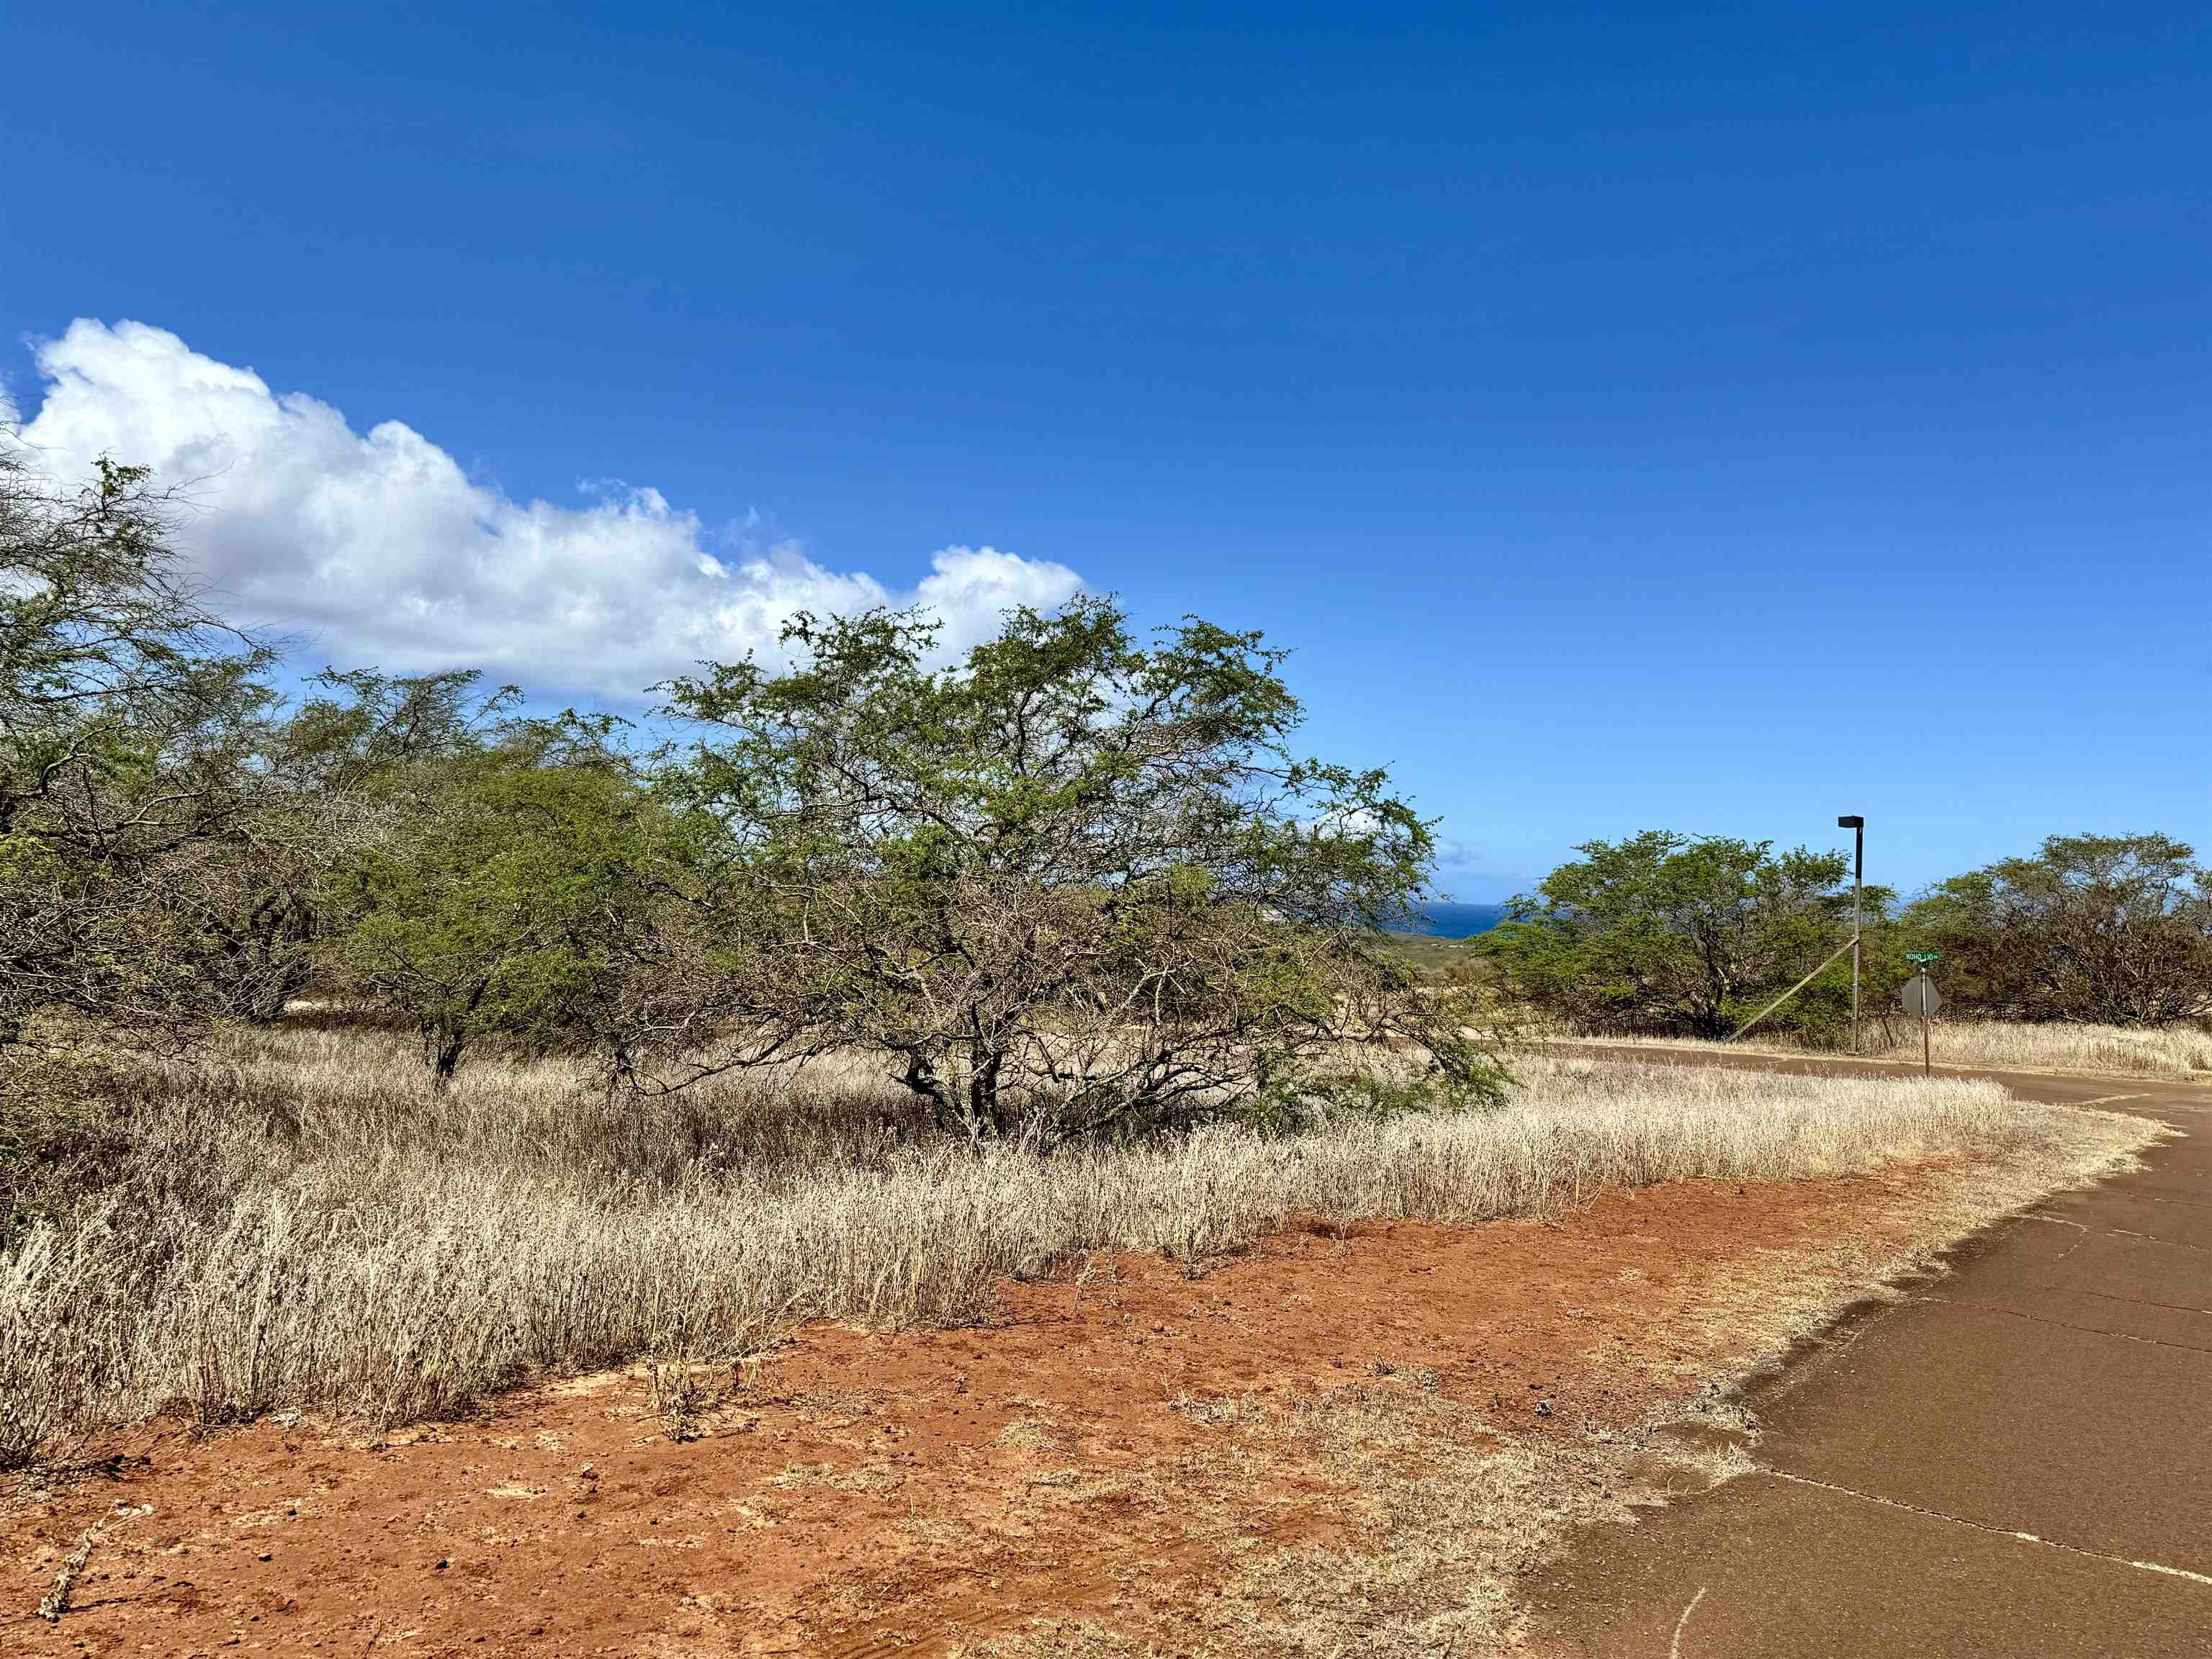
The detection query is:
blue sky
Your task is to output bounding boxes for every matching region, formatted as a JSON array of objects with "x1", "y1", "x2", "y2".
[{"x1": 3, "y1": 2, "x2": 2205, "y2": 897}]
